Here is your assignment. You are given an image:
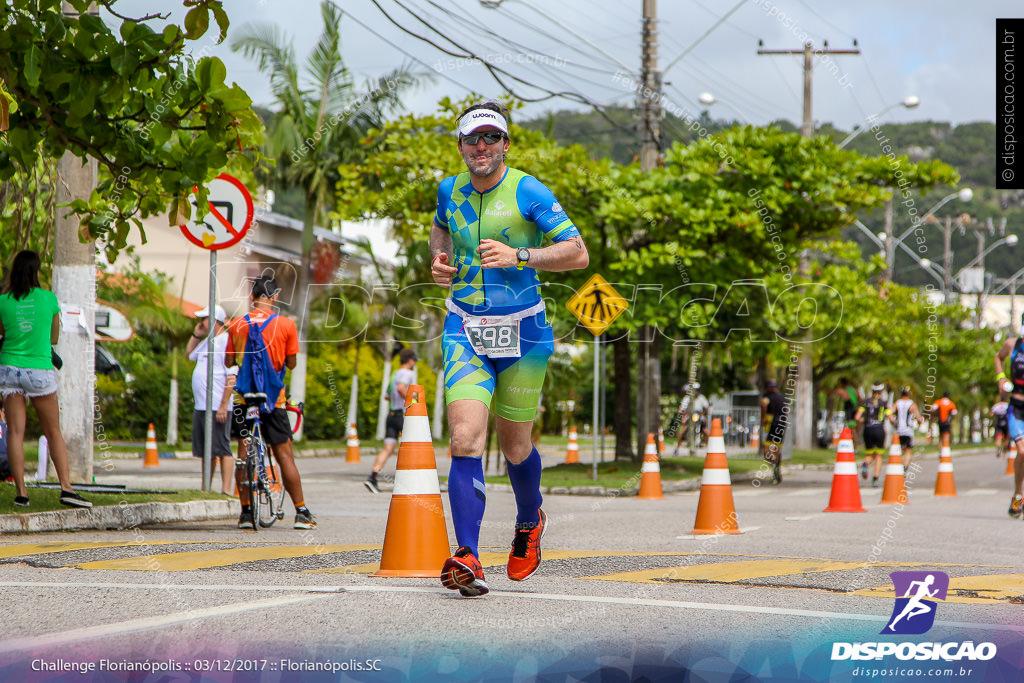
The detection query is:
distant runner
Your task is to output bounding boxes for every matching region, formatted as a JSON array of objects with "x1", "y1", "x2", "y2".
[
  {"x1": 855, "y1": 383, "x2": 889, "y2": 488},
  {"x1": 890, "y1": 387, "x2": 922, "y2": 470}
]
